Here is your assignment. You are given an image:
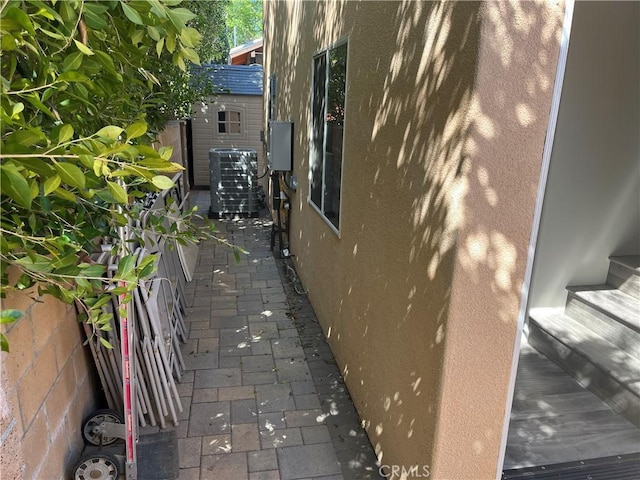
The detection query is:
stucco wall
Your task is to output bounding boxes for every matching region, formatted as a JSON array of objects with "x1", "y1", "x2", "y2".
[
  {"x1": 265, "y1": 1, "x2": 563, "y2": 478},
  {"x1": 191, "y1": 95, "x2": 266, "y2": 190},
  {"x1": 529, "y1": 1, "x2": 640, "y2": 309},
  {"x1": 0, "y1": 290, "x2": 98, "y2": 479}
]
